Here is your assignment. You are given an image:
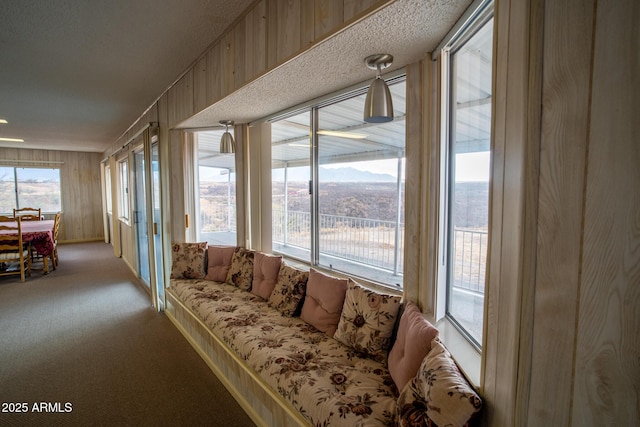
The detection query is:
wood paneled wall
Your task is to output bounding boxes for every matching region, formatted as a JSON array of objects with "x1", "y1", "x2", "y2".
[
  {"x1": 485, "y1": 0, "x2": 639, "y2": 425},
  {"x1": 0, "y1": 147, "x2": 104, "y2": 242}
]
